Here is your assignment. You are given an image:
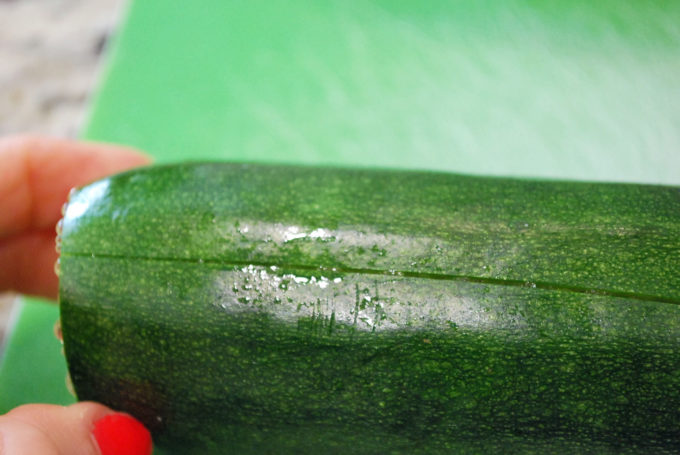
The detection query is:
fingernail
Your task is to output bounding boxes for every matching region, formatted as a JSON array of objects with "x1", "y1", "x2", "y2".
[{"x1": 92, "y1": 413, "x2": 153, "y2": 455}]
